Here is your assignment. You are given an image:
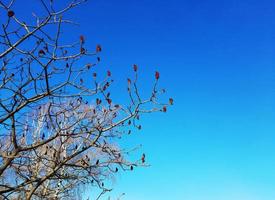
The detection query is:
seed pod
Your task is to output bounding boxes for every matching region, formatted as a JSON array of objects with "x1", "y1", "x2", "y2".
[
  {"x1": 133, "y1": 64, "x2": 138, "y2": 72},
  {"x1": 96, "y1": 98, "x2": 101, "y2": 105},
  {"x1": 141, "y1": 153, "x2": 146, "y2": 163},
  {"x1": 155, "y1": 71, "x2": 160, "y2": 80},
  {"x1": 80, "y1": 47, "x2": 86, "y2": 54},
  {"x1": 96, "y1": 45, "x2": 102, "y2": 52},
  {"x1": 80, "y1": 35, "x2": 85, "y2": 44},
  {"x1": 7, "y1": 10, "x2": 15, "y2": 17},
  {"x1": 169, "y1": 98, "x2": 174, "y2": 105},
  {"x1": 86, "y1": 63, "x2": 92, "y2": 69},
  {"x1": 38, "y1": 49, "x2": 45, "y2": 56},
  {"x1": 107, "y1": 98, "x2": 112, "y2": 104}
]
